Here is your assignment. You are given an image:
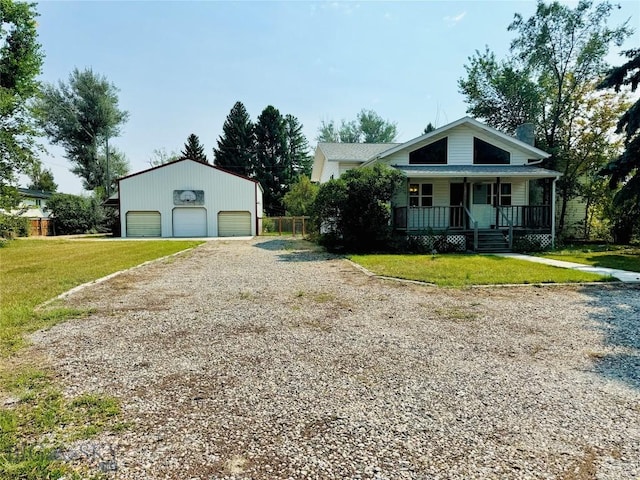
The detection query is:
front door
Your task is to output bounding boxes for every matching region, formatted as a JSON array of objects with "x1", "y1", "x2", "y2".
[
  {"x1": 450, "y1": 183, "x2": 465, "y2": 228},
  {"x1": 471, "y1": 183, "x2": 495, "y2": 228}
]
